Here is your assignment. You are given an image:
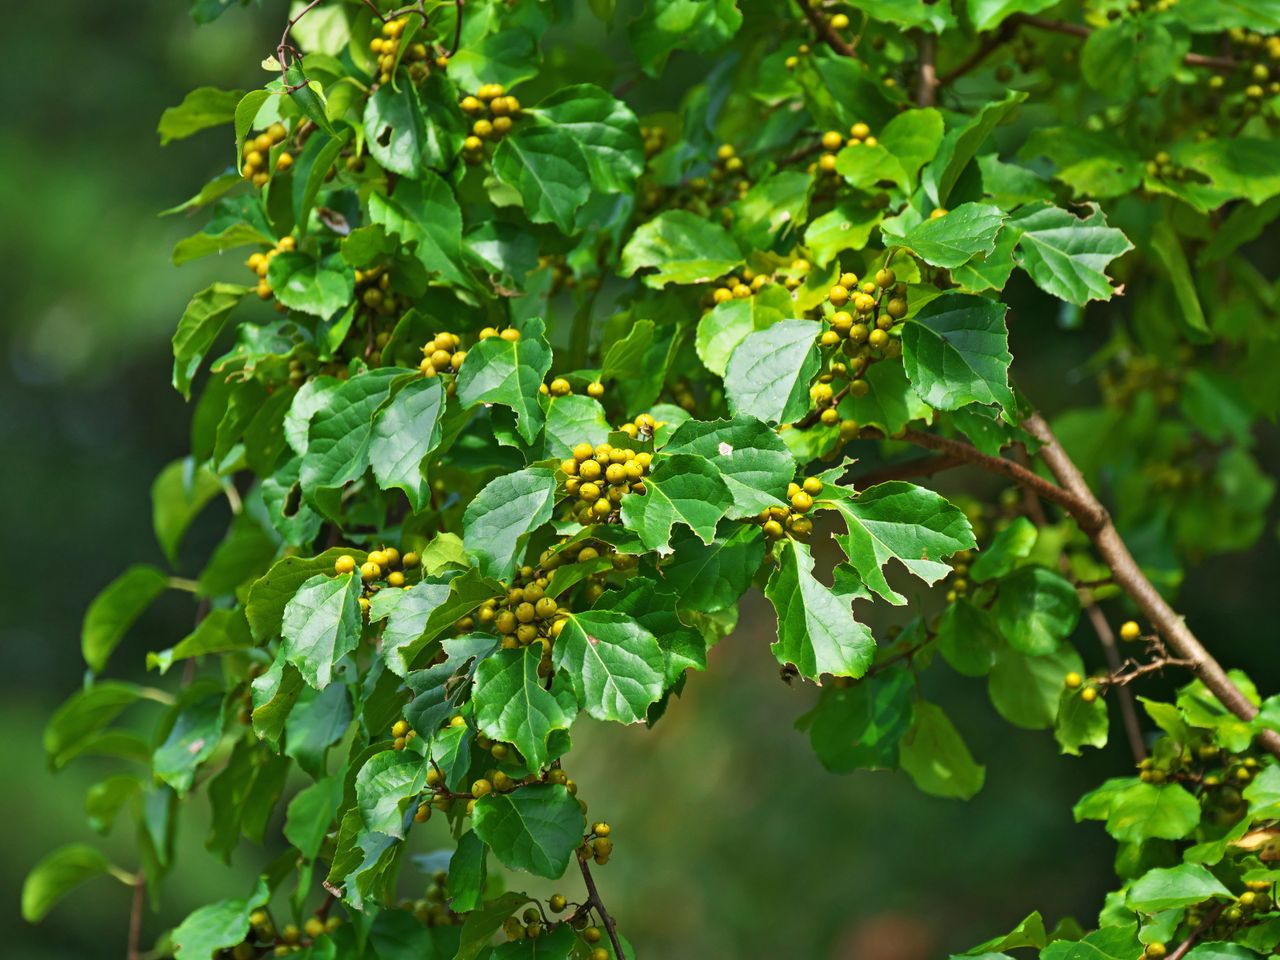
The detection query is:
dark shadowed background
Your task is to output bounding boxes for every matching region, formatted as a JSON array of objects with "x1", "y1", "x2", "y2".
[{"x1": 4, "y1": 2, "x2": 1279, "y2": 959}]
